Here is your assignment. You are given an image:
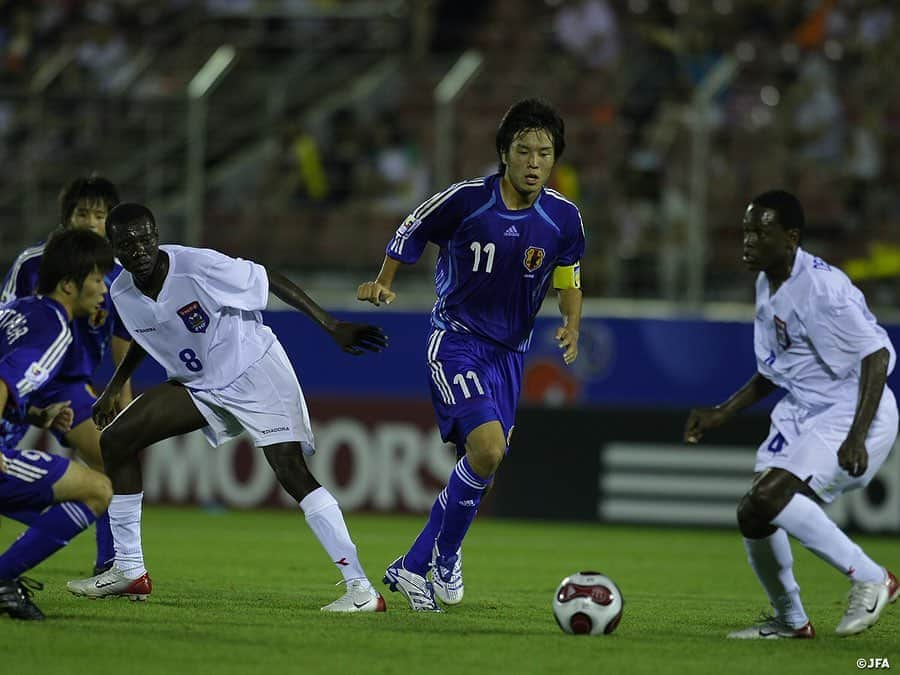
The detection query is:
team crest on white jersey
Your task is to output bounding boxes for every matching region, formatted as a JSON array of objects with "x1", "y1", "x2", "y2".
[
  {"x1": 177, "y1": 301, "x2": 210, "y2": 334},
  {"x1": 774, "y1": 315, "x2": 791, "y2": 349},
  {"x1": 523, "y1": 246, "x2": 545, "y2": 273}
]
